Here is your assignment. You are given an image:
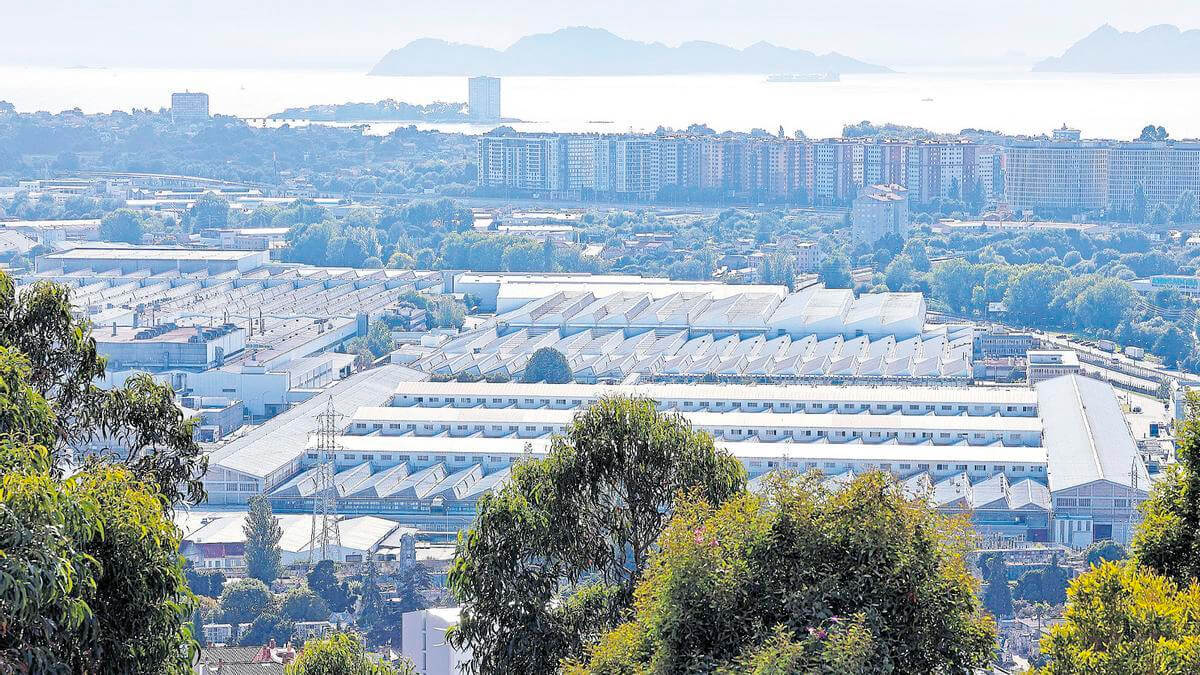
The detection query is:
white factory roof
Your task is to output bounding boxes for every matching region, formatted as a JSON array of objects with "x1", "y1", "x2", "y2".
[
  {"x1": 388, "y1": 380, "x2": 1039, "y2": 407},
  {"x1": 207, "y1": 366, "x2": 416, "y2": 478},
  {"x1": 351, "y1": 406, "x2": 1044, "y2": 434},
  {"x1": 184, "y1": 512, "x2": 402, "y2": 555},
  {"x1": 493, "y1": 286, "x2": 926, "y2": 340},
  {"x1": 1036, "y1": 374, "x2": 1151, "y2": 492},
  {"x1": 43, "y1": 246, "x2": 263, "y2": 261},
  {"x1": 329, "y1": 434, "x2": 1049, "y2": 466}
]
